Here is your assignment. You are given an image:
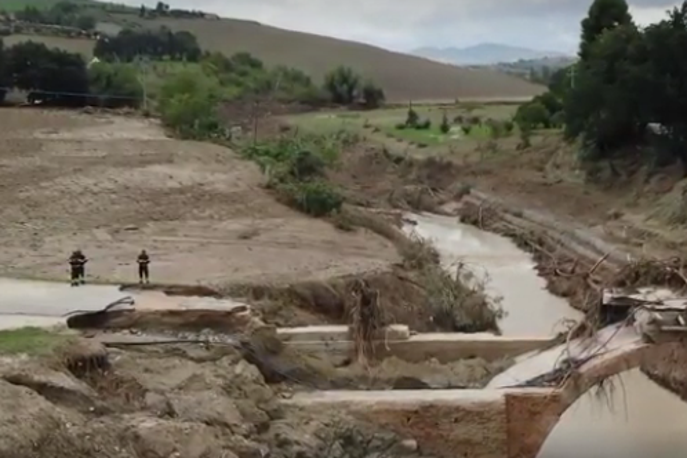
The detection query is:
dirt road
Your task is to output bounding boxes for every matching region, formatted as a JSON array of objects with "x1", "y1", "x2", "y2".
[{"x1": 0, "y1": 109, "x2": 398, "y2": 285}]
